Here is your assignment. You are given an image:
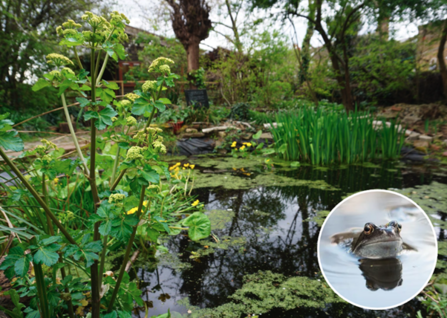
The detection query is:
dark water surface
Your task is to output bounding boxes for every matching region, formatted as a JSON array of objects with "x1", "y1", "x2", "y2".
[{"x1": 128, "y1": 161, "x2": 447, "y2": 318}]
